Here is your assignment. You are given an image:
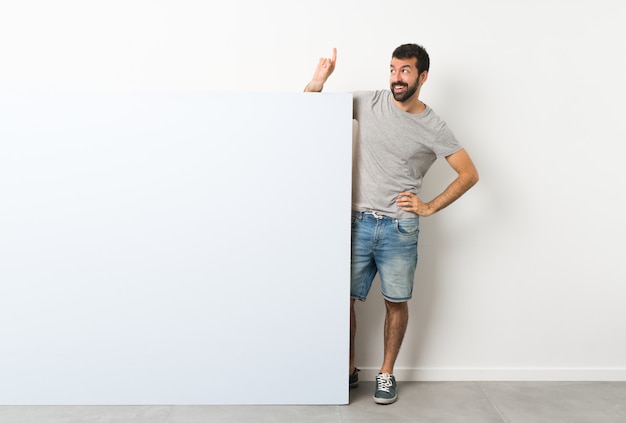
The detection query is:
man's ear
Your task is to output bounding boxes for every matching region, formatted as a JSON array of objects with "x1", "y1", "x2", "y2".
[{"x1": 419, "y1": 70, "x2": 429, "y2": 85}]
